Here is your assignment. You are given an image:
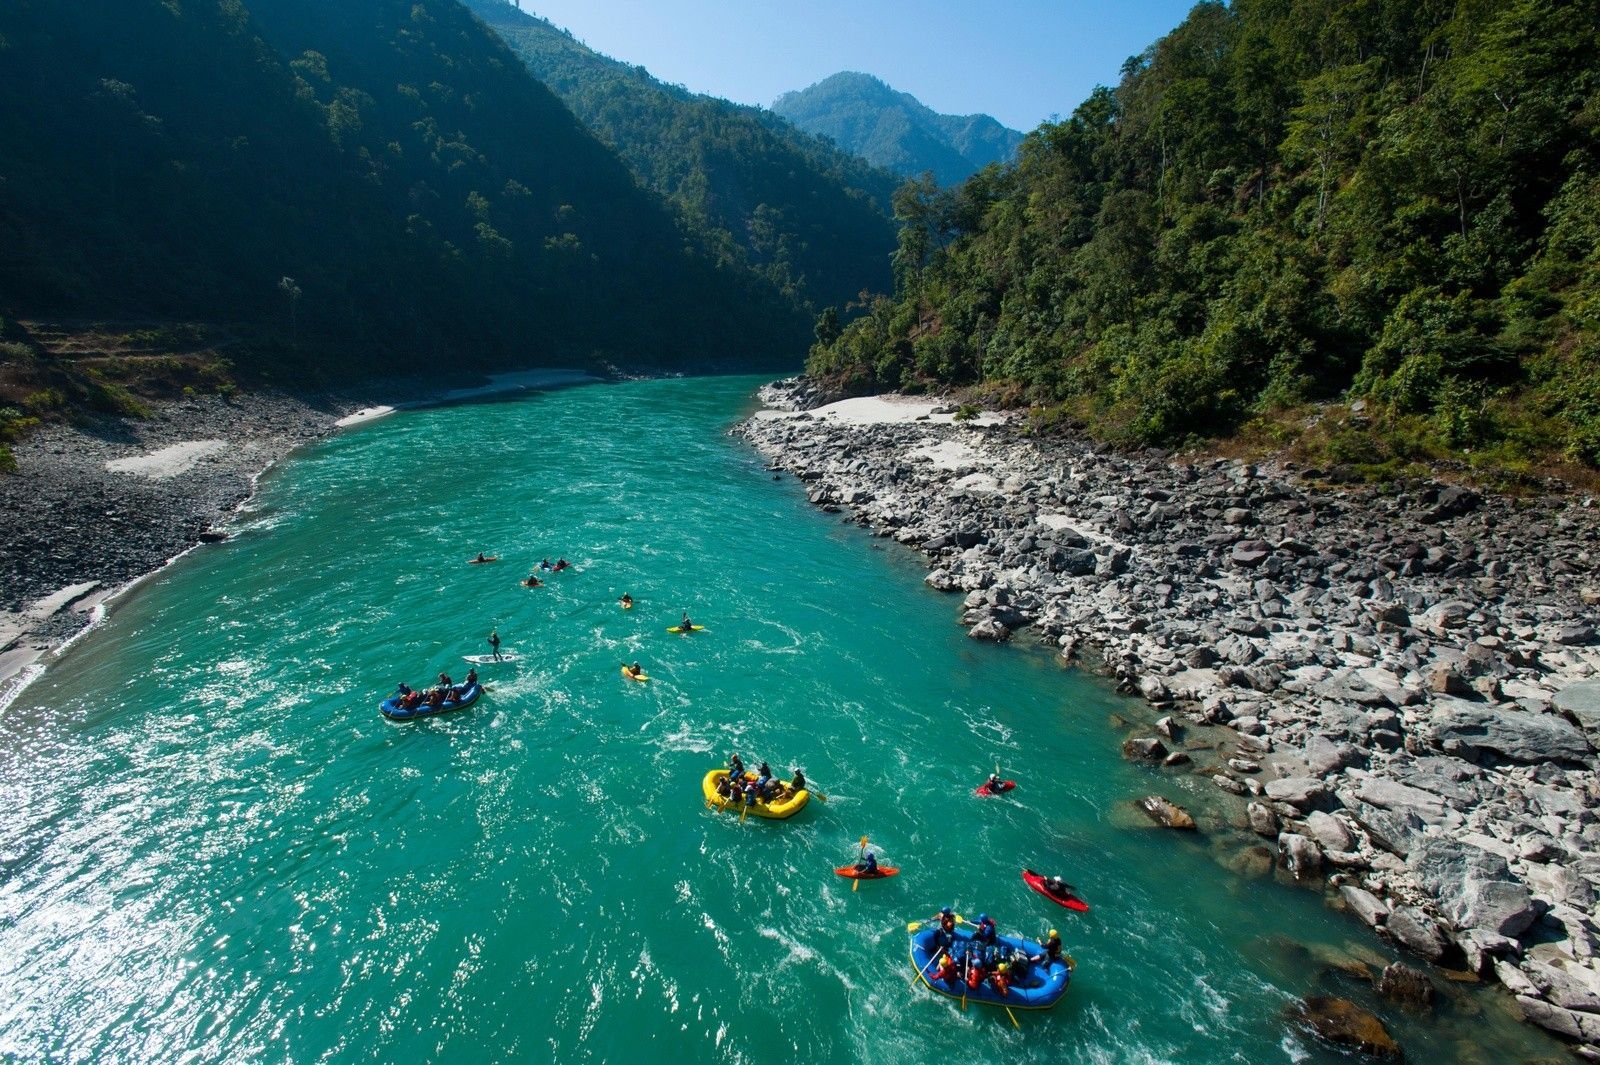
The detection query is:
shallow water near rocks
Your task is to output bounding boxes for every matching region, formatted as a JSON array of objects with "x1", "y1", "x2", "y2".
[{"x1": 0, "y1": 377, "x2": 1563, "y2": 1062}]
